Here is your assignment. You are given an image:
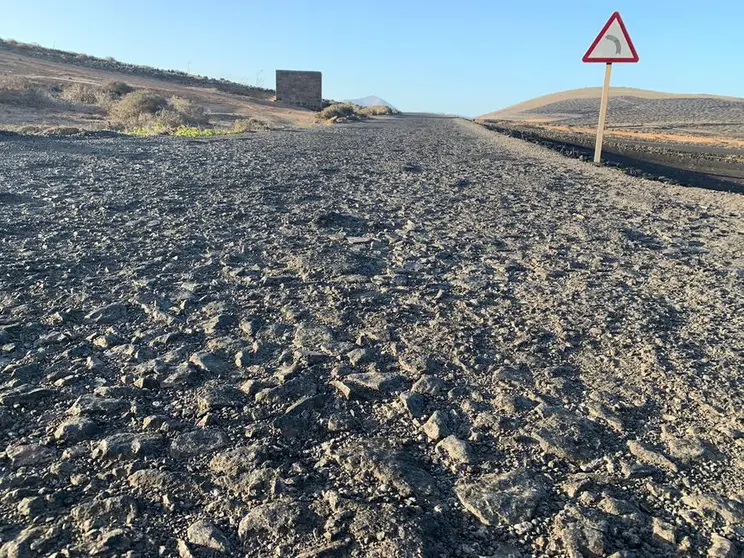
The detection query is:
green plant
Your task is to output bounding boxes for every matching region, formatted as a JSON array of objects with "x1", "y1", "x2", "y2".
[{"x1": 172, "y1": 126, "x2": 218, "y2": 137}]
